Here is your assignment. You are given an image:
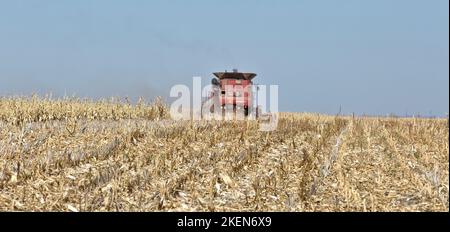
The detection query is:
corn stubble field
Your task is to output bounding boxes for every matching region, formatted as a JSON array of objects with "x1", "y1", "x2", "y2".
[{"x1": 0, "y1": 97, "x2": 448, "y2": 212}]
